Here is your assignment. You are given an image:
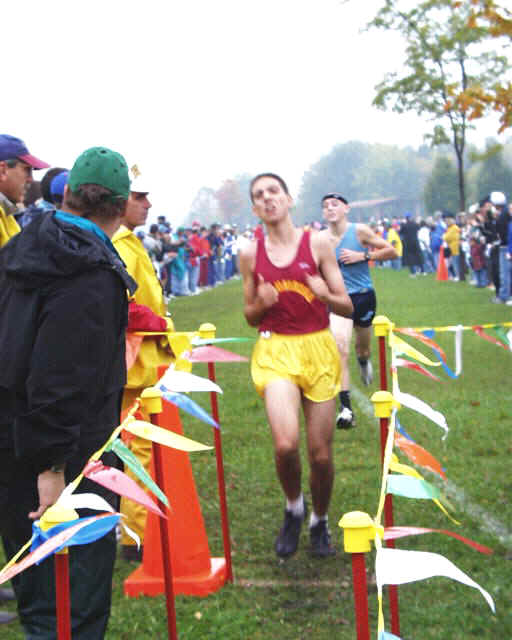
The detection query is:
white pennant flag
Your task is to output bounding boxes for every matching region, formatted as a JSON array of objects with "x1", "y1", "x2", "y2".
[
  {"x1": 158, "y1": 368, "x2": 223, "y2": 394},
  {"x1": 58, "y1": 493, "x2": 115, "y2": 514},
  {"x1": 394, "y1": 390, "x2": 449, "y2": 439},
  {"x1": 376, "y1": 547, "x2": 495, "y2": 613}
]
